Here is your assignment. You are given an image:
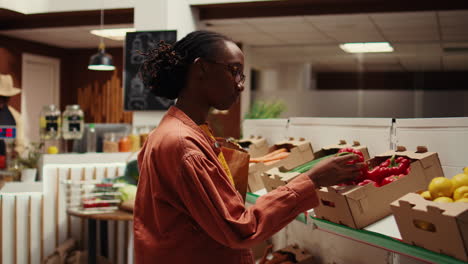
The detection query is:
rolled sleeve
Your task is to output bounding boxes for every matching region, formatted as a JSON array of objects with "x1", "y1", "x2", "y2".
[{"x1": 176, "y1": 153, "x2": 319, "y2": 249}]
